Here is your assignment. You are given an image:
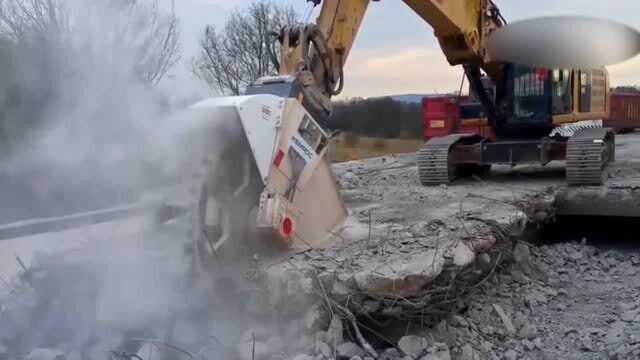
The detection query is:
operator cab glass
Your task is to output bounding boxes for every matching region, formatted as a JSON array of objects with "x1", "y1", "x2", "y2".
[
  {"x1": 511, "y1": 66, "x2": 551, "y2": 126},
  {"x1": 511, "y1": 66, "x2": 576, "y2": 120},
  {"x1": 466, "y1": 75, "x2": 495, "y2": 119},
  {"x1": 552, "y1": 69, "x2": 572, "y2": 115},
  {"x1": 505, "y1": 66, "x2": 607, "y2": 137}
]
